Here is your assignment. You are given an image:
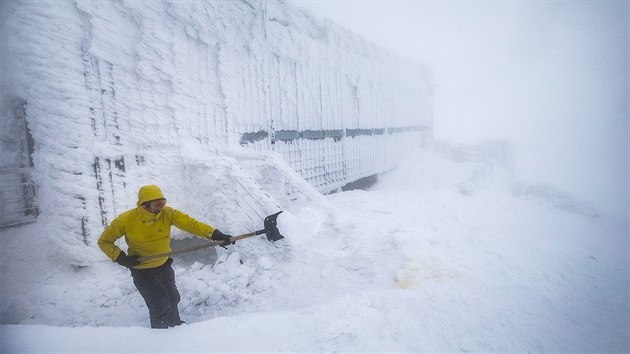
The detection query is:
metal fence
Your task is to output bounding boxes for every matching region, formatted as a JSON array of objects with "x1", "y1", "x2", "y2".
[
  {"x1": 1, "y1": 96, "x2": 39, "y2": 230},
  {"x1": 0, "y1": 167, "x2": 38, "y2": 230}
]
